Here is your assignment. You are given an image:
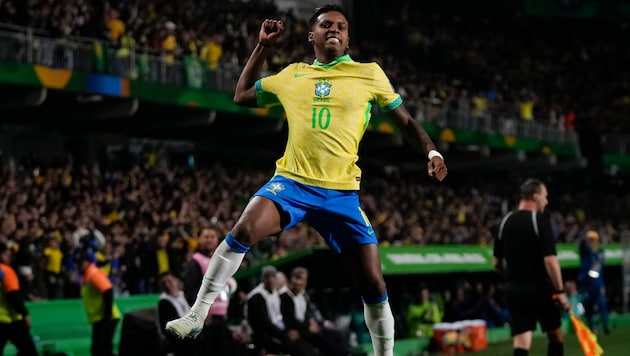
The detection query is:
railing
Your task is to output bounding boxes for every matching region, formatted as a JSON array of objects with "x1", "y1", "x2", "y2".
[
  {"x1": 0, "y1": 24, "x2": 238, "y2": 92},
  {"x1": 0, "y1": 23, "x2": 628, "y2": 153},
  {"x1": 411, "y1": 102, "x2": 579, "y2": 145}
]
